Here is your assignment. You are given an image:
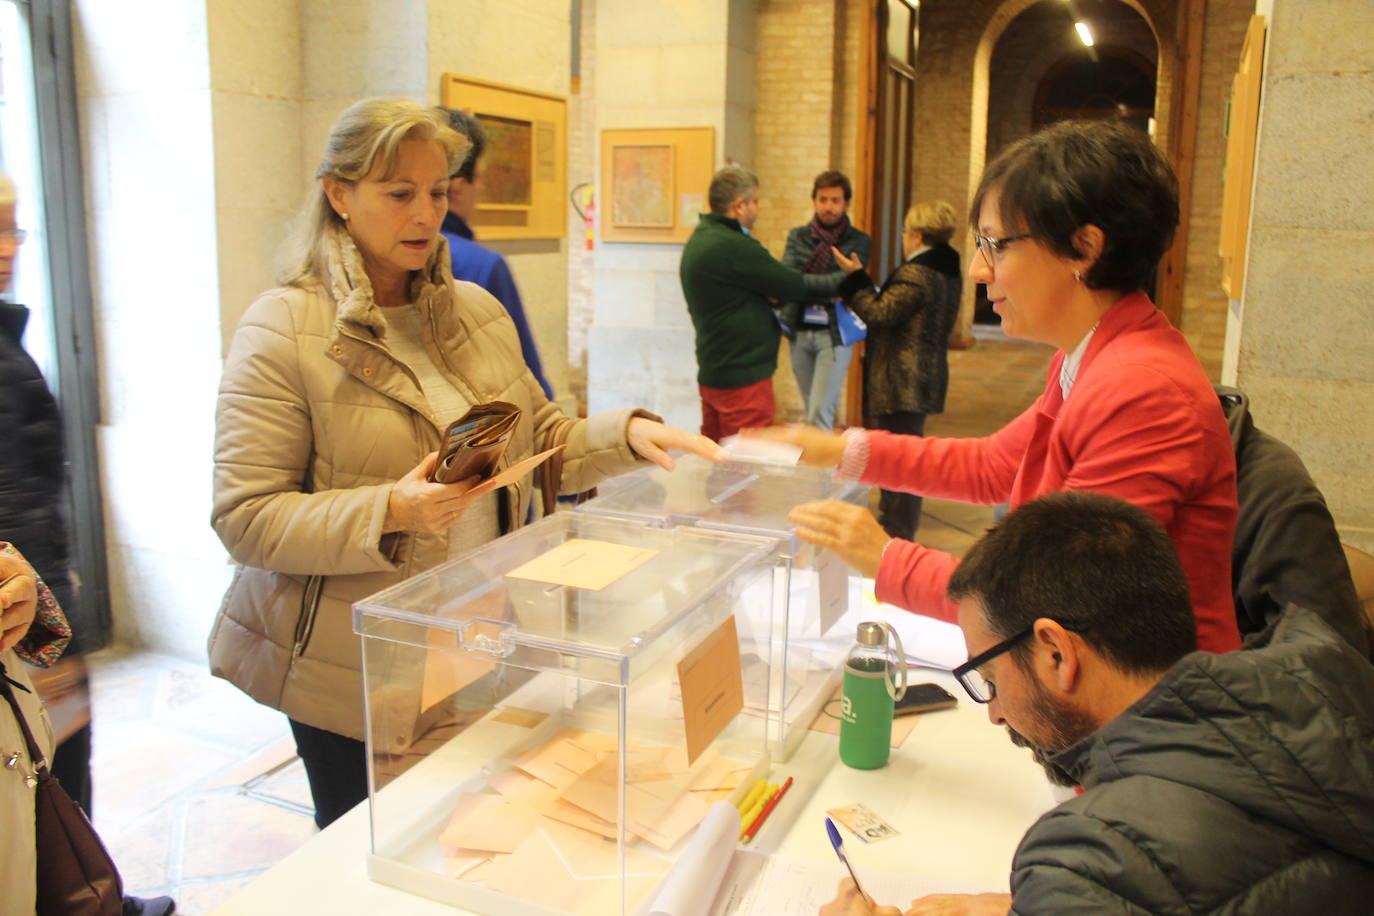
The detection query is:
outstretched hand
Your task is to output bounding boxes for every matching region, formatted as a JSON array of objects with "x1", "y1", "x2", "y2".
[
  {"x1": 739, "y1": 425, "x2": 848, "y2": 468},
  {"x1": 627, "y1": 417, "x2": 728, "y2": 471},
  {"x1": 832, "y1": 246, "x2": 864, "y2": 274},
  {"x1": 789, "y1": 500, "x2": 892, "y2": 579}
]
